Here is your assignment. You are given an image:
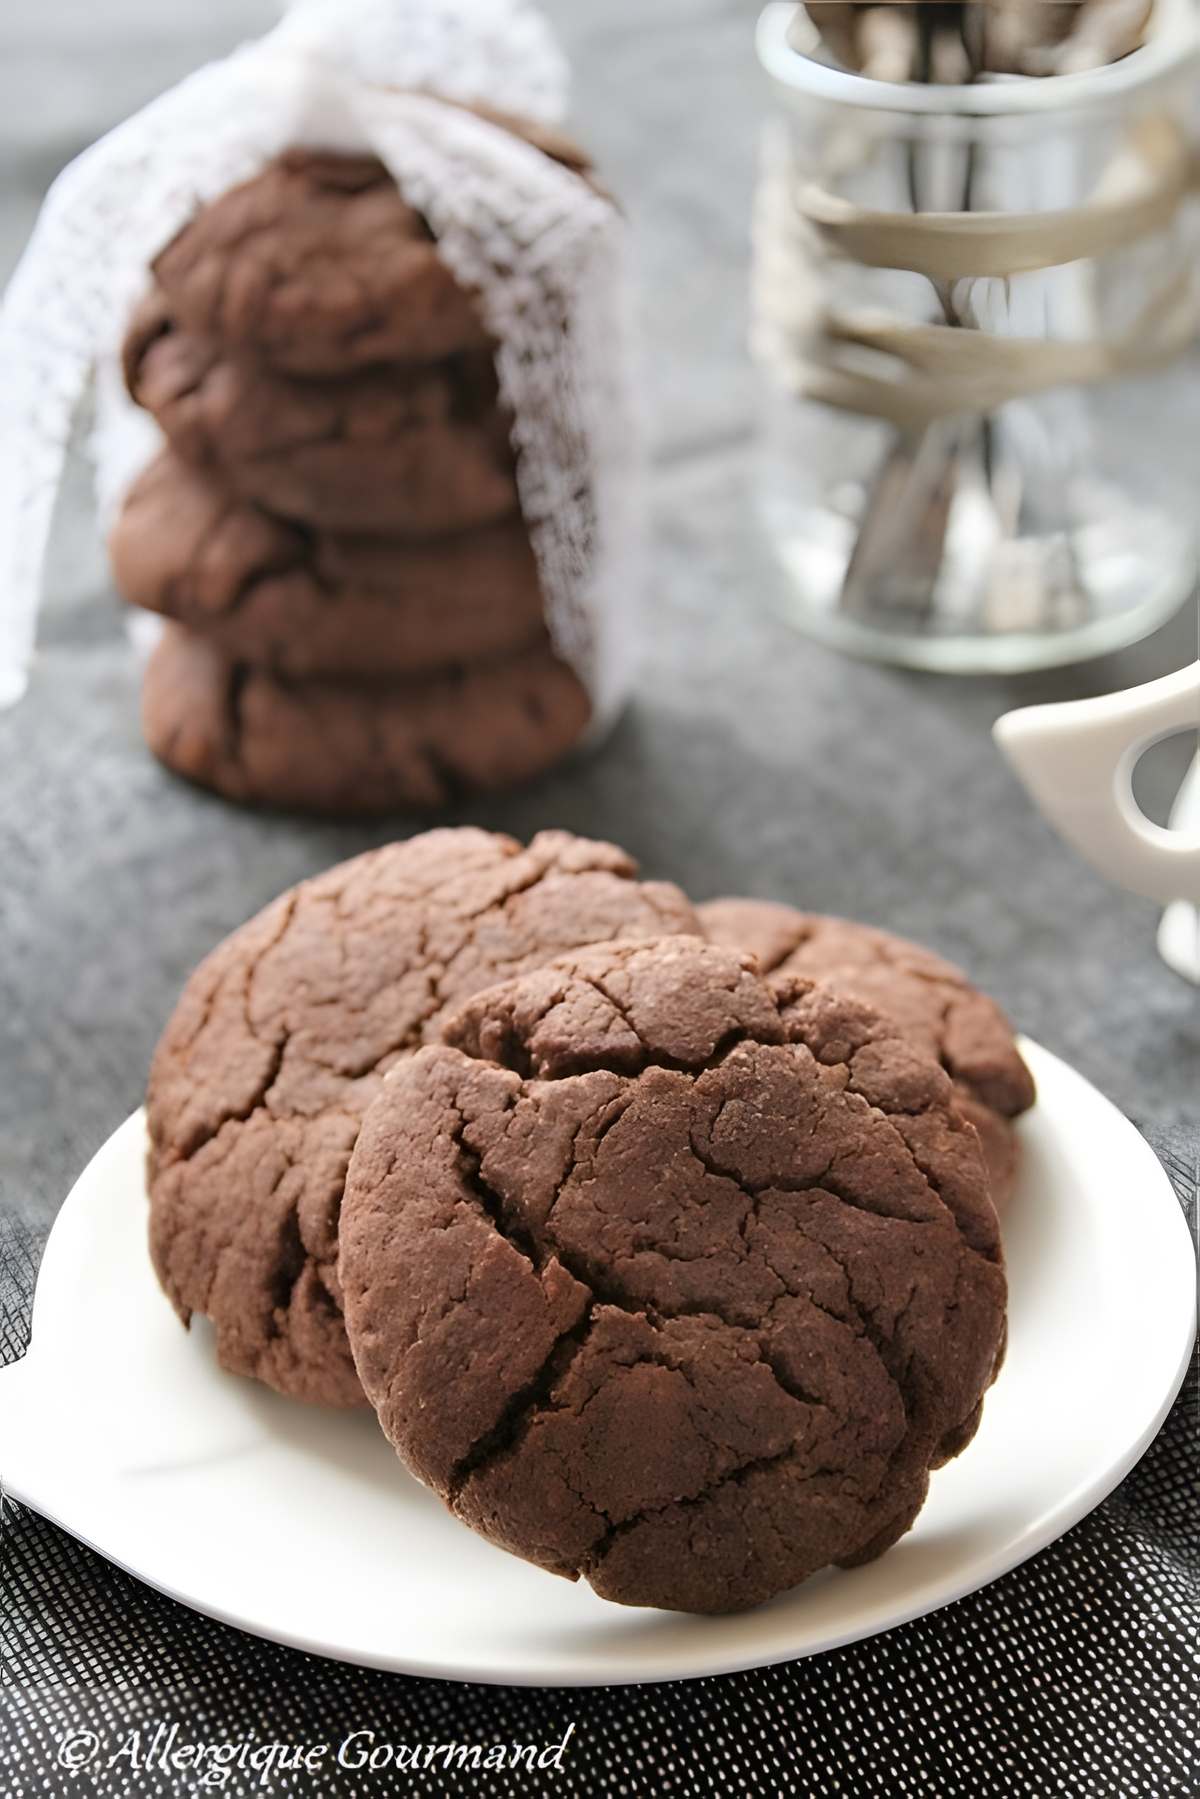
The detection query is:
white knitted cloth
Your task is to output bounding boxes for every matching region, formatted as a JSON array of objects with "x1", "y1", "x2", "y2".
[{"x1": 0, "y1": 0, "x2": 636, "y2": 722}]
